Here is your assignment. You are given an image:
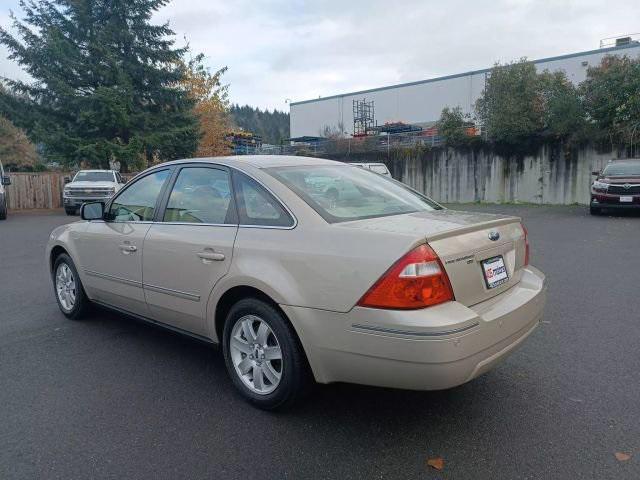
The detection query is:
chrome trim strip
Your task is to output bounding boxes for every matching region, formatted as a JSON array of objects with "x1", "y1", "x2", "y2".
[
  {"x1": 157, "y1": 222, "x2": 237, "y2": 228},
  {"x1": 143, "y1": 283, "x2": 201, "y2": 301},
  {"x1": 351, "y1": 322, "x2": 480, "y2": 337},
  {"x1": 238, "y1": 223, "x2": 297, "y2": 230},
  {"x1": 84, "y1": 269, "x2": 142, "y2": 288}
]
